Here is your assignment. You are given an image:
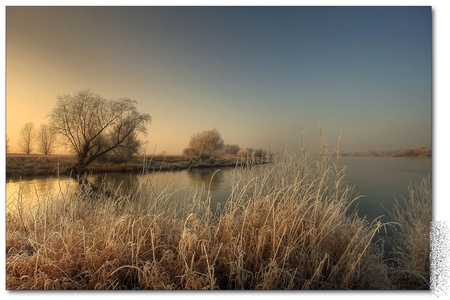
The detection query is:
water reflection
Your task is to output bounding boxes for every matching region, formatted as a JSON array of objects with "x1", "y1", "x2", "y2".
[
  {"x1": 6, "y1": 157, "x2": 431, "y2": 223},
  {"x1": 186, "y1": 168, "x2": 224, "y2": 192},
  {"x1": 339, "y1": 157, "x2": 431, "y2": 222},
  {"x1": 185, "y1": 168, "x2": 231, "y2": 211},
  {"x1": 6, "y1": 176, "x2": 78, "y2": 213},
  {"x1": 87, "y1": 173, "x2": 141, "y2": 196}
]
